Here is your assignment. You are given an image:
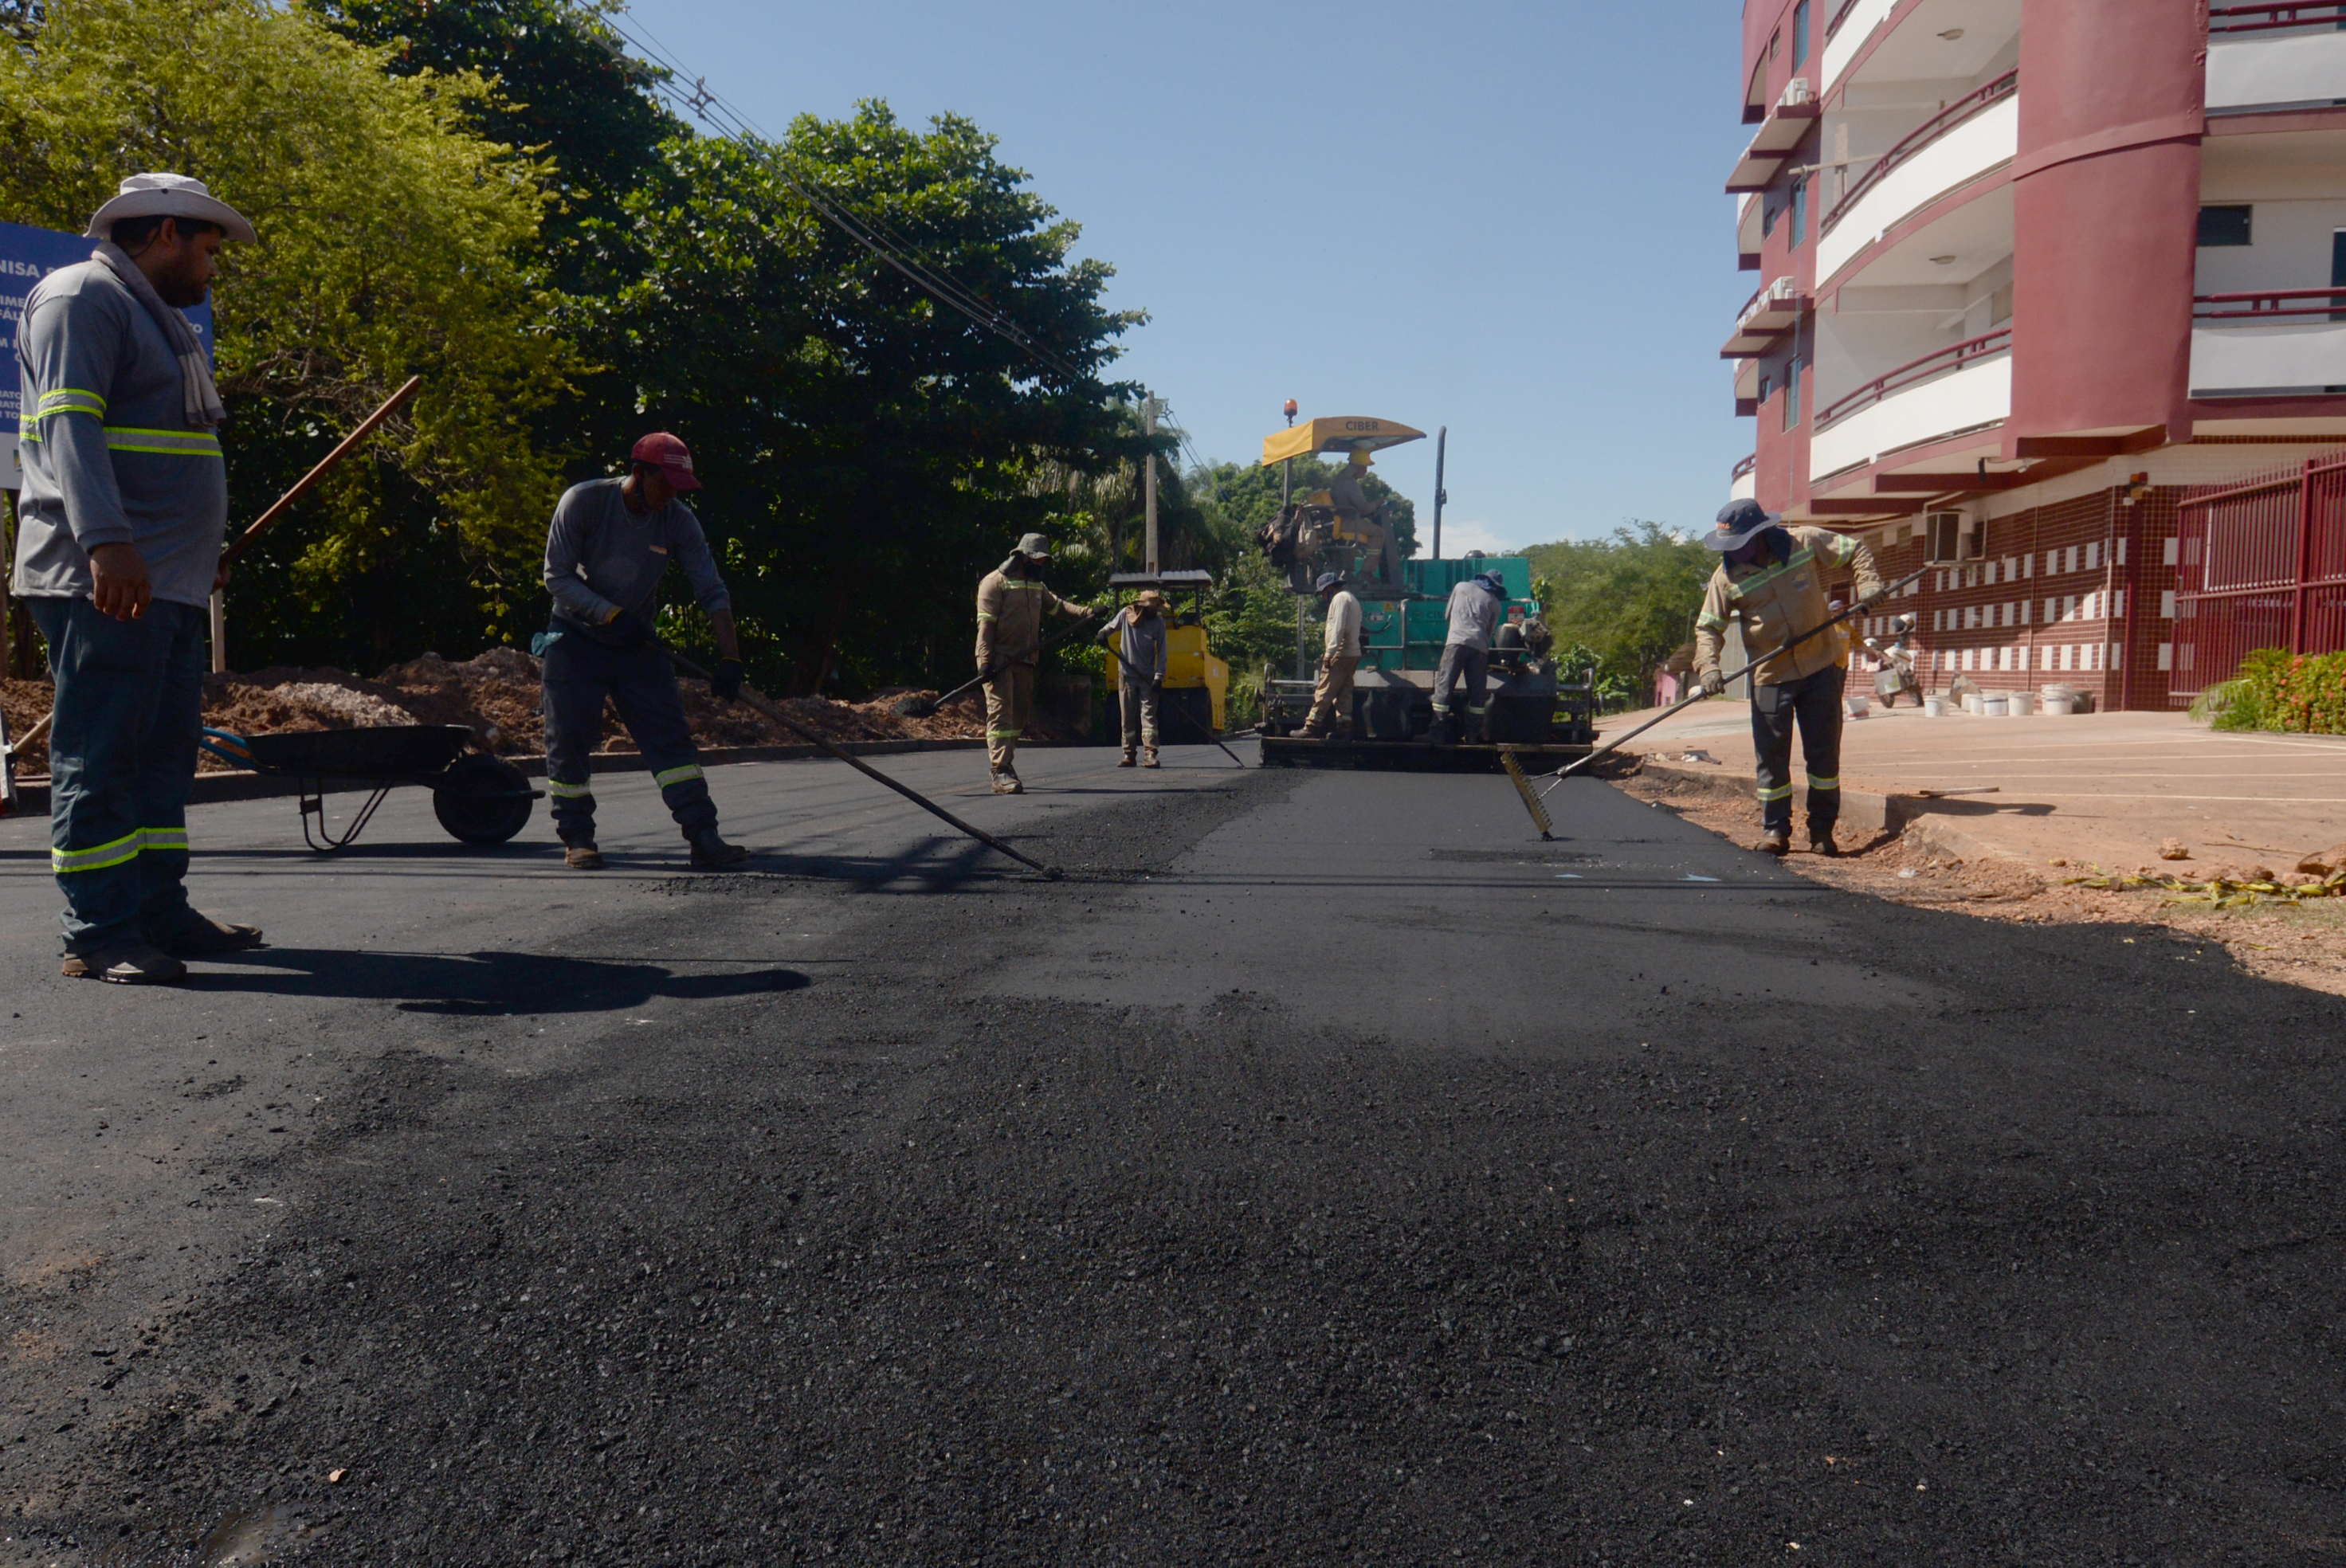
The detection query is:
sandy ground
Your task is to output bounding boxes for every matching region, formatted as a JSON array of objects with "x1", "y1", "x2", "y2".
[{"x1": 1618, "y1": 762, "x2": 2346, "y2": 998}]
